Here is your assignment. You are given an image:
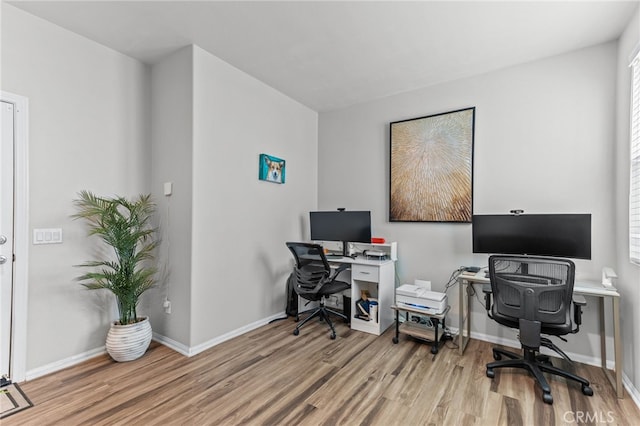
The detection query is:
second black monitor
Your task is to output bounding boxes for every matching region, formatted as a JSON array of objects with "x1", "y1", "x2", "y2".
[{"x1": 472, "y1": 213, "x2": 591, "y2": 260}]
